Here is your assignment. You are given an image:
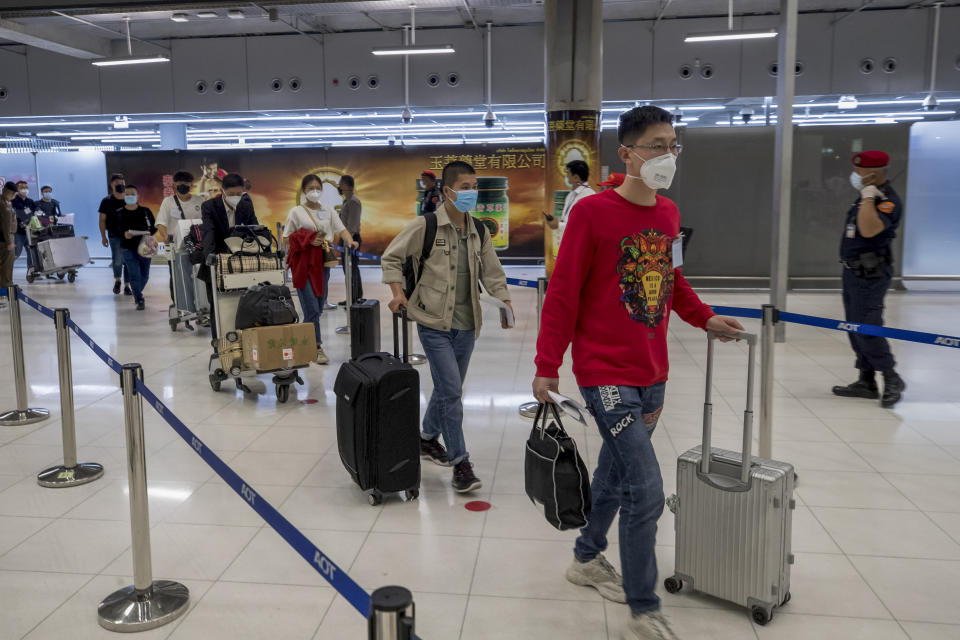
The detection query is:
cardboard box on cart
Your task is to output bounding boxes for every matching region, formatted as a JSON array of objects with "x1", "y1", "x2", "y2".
[{"x1": 241, "y1": 324, "x2": 317, "y2": 371}]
